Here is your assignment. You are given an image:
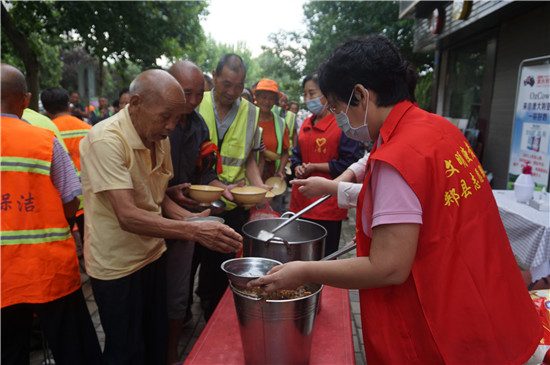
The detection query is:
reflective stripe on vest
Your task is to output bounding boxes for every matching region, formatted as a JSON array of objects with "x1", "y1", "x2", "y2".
[
  {"x1": 285, "y1": 112, "x2": 297, "y2": 139},
  {"x1": 271, "y1": 110, "x2": 285, "y2": 172},
  {"x1": 1, "y1": 228, "x2": 72, "y2": 245},
  {"x1": 0, "y1": 156, "x2": 51, "y2": 175},
  {"x1": 60, "y1": 129, "x2": 90, "y2": 139}
]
